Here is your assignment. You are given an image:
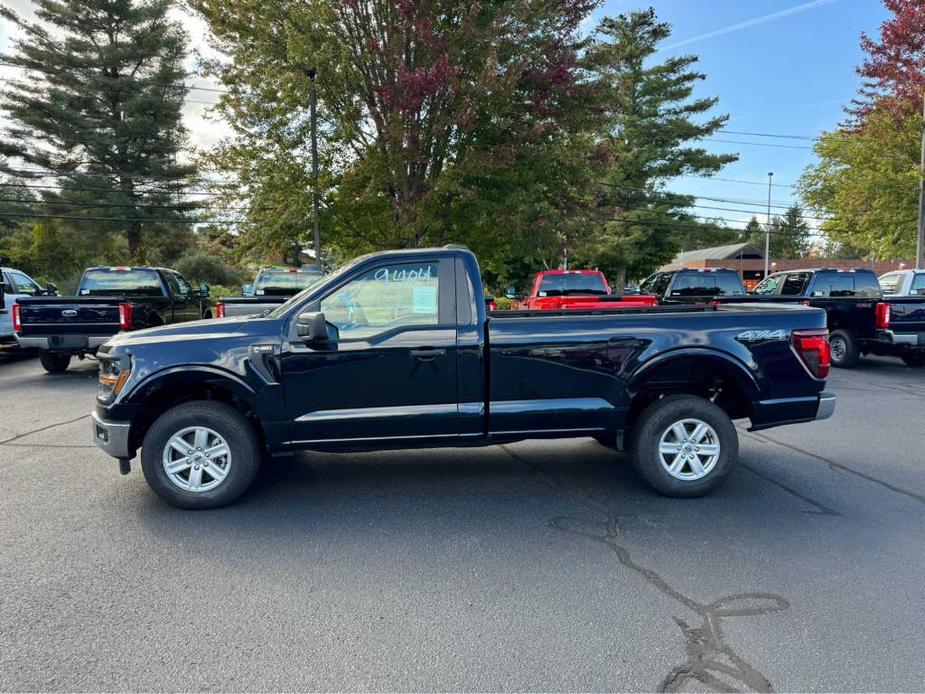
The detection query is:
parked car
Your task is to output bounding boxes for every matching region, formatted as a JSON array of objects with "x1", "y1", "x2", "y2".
[
  {"x1": 876, "y1": 269, "x2": 925, "y2": 367},
  {"x1": 506, "y1": 269, "x2": 658, "y2": 310},
  {"x1": 90, "y1": 245, "x2": 833, "y2": 509},
  {"x1": 1, "y1": 267, "x2": 57, "y2": 346},
  {"x1": 15, "y1": 266, "x2": 212, "y2": 373},
  {"x1": 639, "y1": 268, "x2": 747, "y2": 304},
  {"x1": 722, "y1": 267, "x2": 925, "y2": 368},
  {"x1": 216, "y1": 267, "x2": 325, "y2": 318}
]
